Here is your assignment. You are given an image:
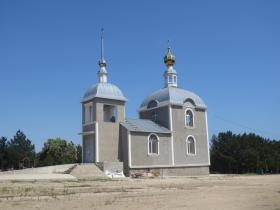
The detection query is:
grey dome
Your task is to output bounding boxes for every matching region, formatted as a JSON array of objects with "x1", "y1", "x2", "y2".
[
  {"x1": 139, "y1": 87, "x2": 207, "y2": 110},
  {"x1": 82, "y1": 83, "x2": 126, "y2": 102}
]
